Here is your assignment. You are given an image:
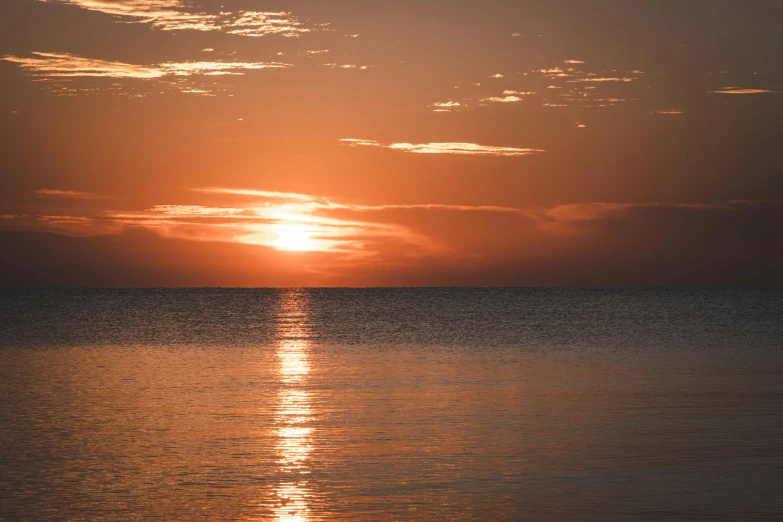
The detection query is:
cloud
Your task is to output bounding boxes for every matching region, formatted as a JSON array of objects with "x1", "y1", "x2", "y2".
[
  {"x1": 11, "y1": 184, "x2": 783, "y2": 283},
  {"x1": 526, "y1": 200, "x2": 783, "y2": 233},
  {"x1": 564, "y1": 59, "x2": 585, "y2": 64},
  {"x1": 321, "y1": 63, "x2": 370, "y2": 70},
  {"x1": 29, "y1": 189, "x2": 441, "y2": 257},
  {"x1": 160, "y1": 61, "x2": 290, "y2": 75},
  {"x1": 431, "y1": 101, "x2": 462, "y2": 112},
  {"x1": 480, "y1": 95, "x2": 523, "y2": 103},
  {"x1": 709, "y1": 87, "x2": 779, "y2": 95},
  {"x1": 339, "y1": 138, "x2": 383, "y2": 148},
  {"x1": 193, "y1": 187, "x2": 317, "y2": 202},
  {"x1": 223, "y1": 11, "x2": 313, "y2": 37},
  {"x1": 340, "y1": 139, "x2": 544, "y2": 156},
  {"x1": 2, "y1": 52, "x2": 164, "y2": 78},
  {"x1": 567, "y1": 77, "x2": 636, "y2": 83},
  {"x1": 651, "y1": 109, "x2": 685, "y2": 115},
  {"x1": 503, "y1": 90, "x2": 535, "y2": 95},
  {"x1": 40, "y1": 1, "x2": 317, "y2": 36},
  {"x1": 42, "y1": 0, "x2": 220, "y2": 31},
  {"x1": 490, "y1": 73, "x2": 504, "y2": 79},
  {"x1": 11, "y1": 185, "x2": 548, "y2": 259},
  {"x1": 34, "y1": 188, "x2": 108, "y2": 199},
  {"x1": 1, "y1": 52, "x2": 291, "y2": 83},
  {"x1": 43, "y1": 0, "x2": 182, "y2": 17}
]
